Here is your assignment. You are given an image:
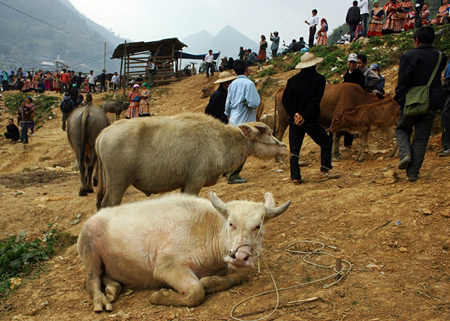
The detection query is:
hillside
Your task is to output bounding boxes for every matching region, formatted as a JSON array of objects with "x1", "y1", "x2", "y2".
[
  {"x1": 0, "y1": 0, "x2": 122, "y2": 72},
  {"x1": 0, "y1": 32, "x2": 450, "y2": 320}
]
